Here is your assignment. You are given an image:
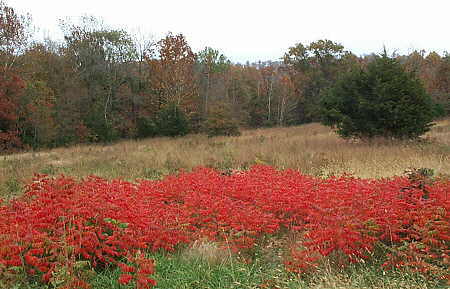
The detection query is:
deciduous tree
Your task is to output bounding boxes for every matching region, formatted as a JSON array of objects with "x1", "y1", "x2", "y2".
[
  {"x1": 197, "y1": 47, "x2": 230, "y2": 114},
  {"x1": 61, "y1": 16, "x2": 137, "y2": 141},
  {"x1": 0, "y1": 0, "x2": 30, "y2": 70},
  {"x1": 0, "y1": 71, "x2": 24, "y2": 151},
  {"x1": 146, "y1": 33, "x2": 197, "y2": 110},
  {"x1": 284, "y1": 40, "x2": 354, "y2": 123}
]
